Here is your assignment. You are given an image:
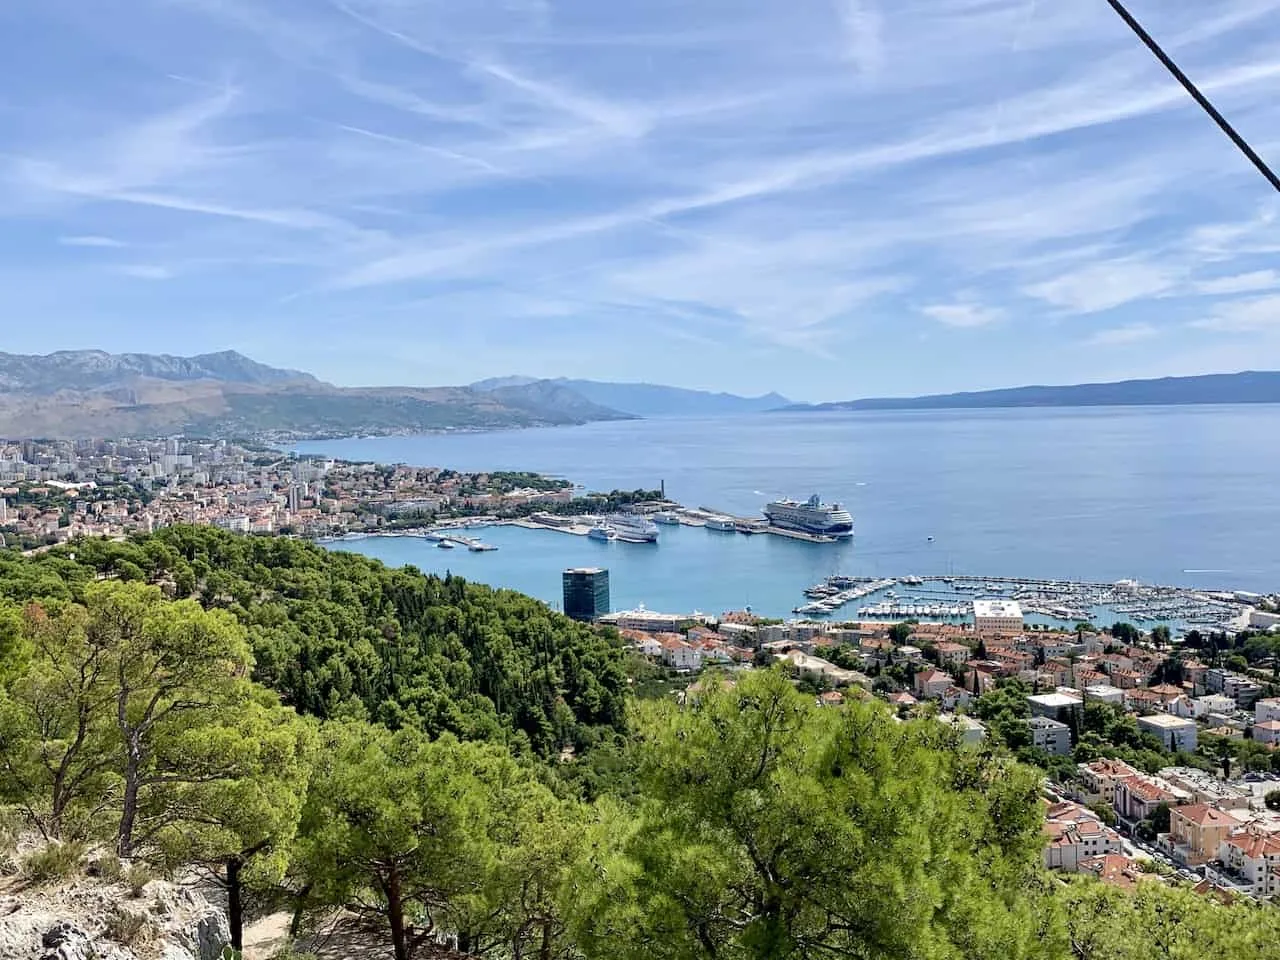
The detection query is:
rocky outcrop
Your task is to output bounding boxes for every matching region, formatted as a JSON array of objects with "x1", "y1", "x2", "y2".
[{"x1": 0, "y1": 875, "x2": 231, "y2": 960}]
